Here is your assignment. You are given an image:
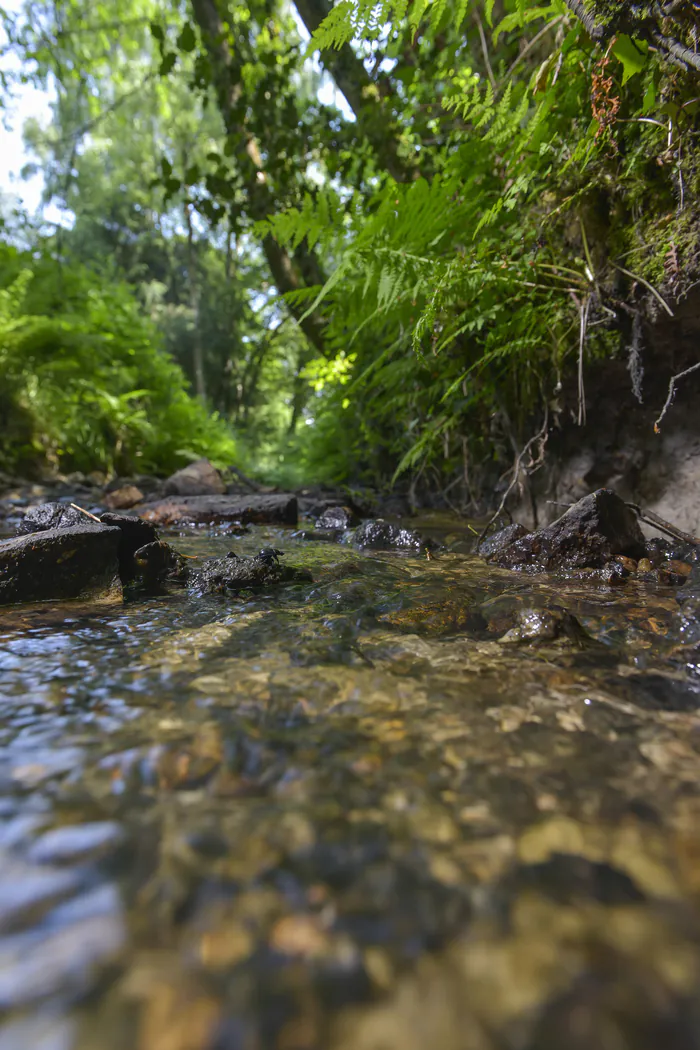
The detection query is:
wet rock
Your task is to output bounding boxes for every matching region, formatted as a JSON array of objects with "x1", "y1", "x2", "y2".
[
  {"x1": 27, "y1": 822, "x2": 123, "y2": 865},
  {"x1": 316, "y1": 506, "x2": 358, "y2": 530},
  {"x1": 138, "y1": 493, "x2": 298, "y2": 527},
  {"x1": 479, "y1": 523, "x2": 529, "y2": 560},
  {"x1": 163, "y1": 458, "x2": 225, "y2": 497},
  {"x1": 99, "y1": 512, "x2": 158, "y2": 579},
  {"x1": 132, "y1": 541, "x2": 190, "y2": 588},
  {"x1": 498, "y1": 607, "x2": 587, "y2": 645},
  {"x1": 353, "y1": 520, "x2": 432, "y2": 551},
  {"x1": 294, "y1": 528, "x2": 344, "y2": 543},
  {"x1": 17, "y1": 502, "x2": 88, "y2": 535},
  {"x1": 0, "y1": 525, "x2": 121, "y2": 605},
  {"x1": 189, "y1": 550, "x2": 312, "y2": 595},
  {"x1": 103, "y1": 484, "x2": 143, "y2": 510},
  {"x1": 489, "y1": 490, "x2": 646, "y2": 572}
]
